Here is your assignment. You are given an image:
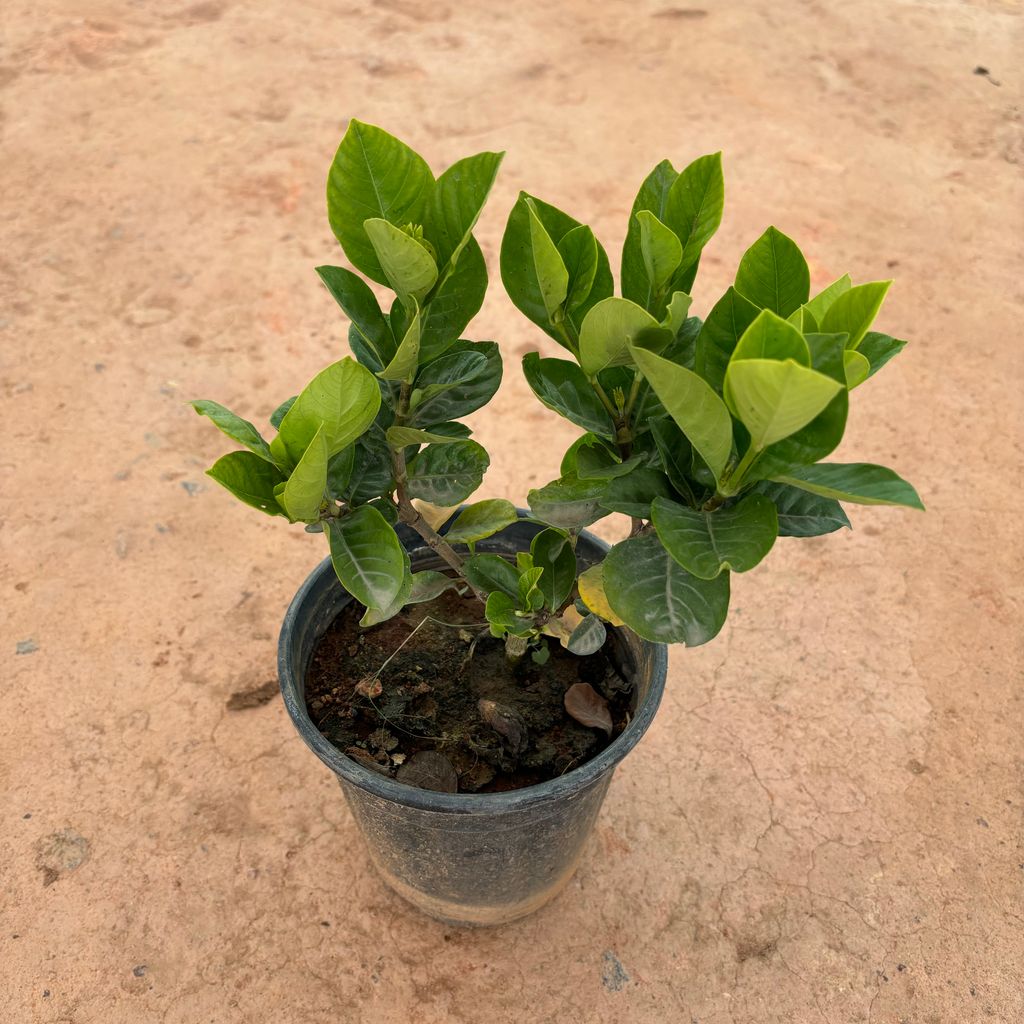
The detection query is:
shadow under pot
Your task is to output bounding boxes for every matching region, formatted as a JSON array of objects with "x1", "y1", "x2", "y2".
[{"x1": 278, "y1": 513, "x2": 668, "y2": 926}]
